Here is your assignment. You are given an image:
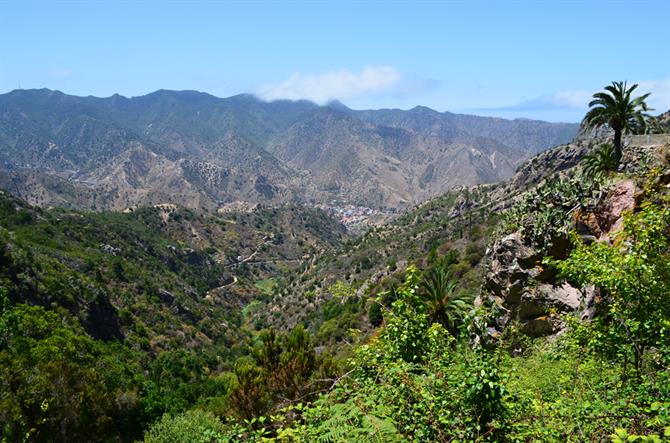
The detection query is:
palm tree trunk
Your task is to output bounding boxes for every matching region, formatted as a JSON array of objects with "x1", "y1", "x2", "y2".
[{"x1": 613, "y1": 129, "x2": 623, "y2": 167}]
